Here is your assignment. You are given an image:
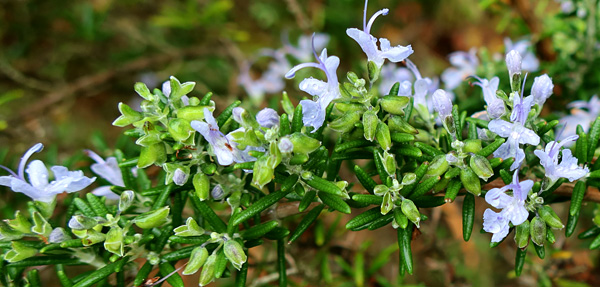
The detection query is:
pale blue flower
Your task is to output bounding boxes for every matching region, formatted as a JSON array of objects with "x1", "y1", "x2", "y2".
[
  {"x1": 483, "y1": 170, "x2": 532, "y2": 242},
  {"x1": 558, "y1": 95, "x2": 600, "y2": 142},
  {"x1": 441, "y1": 48, "x2": 479, "y2": 90},
  {"x1": 191, "y1": 108, "x2": 238, "y2": 166},
  {"x1": 472, "y1": 76, "x2": 505, "y2": 119},
  {"x1": 86, "y1": 150, "x2": 123, "y2": 200},
  {"x1": 505, "y1": 38, "x2": 539, "y2": 72},
  {"x1": 534, "y1": 135, "x2": 589, "y2": 183},
  {"x1": 378, "y1": 63, "x2": 413, "y2": 96},
  {"x1": 0, "y1": 143, "x2": 96, "y2": 202},
  {"x1": 238, "y1": 49, "x2": 289, "y2": 102},
  {"x1": 531, "y1": 74, "x2": 554, "y2": 106},
  {"x1": 346, "y1": 0, "x2": 413, "y2": 68},
  {"x1": 505, "y1": 50, "x2": 522, "y2": 80},
  {"x1": 278, "y1": 137, "x2": 294, "y2": 153},
  {"x1": 488, "y1": 94, "x2": 539, "y2": 170},
  {"x1": 286, "y1": 36, "x2": 341, "y2": 131}
]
